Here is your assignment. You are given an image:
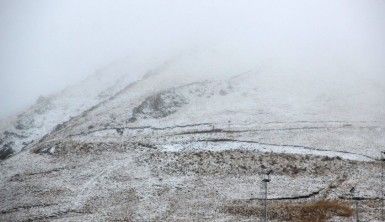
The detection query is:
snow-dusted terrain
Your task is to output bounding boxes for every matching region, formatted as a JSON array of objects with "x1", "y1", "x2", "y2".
[
  {"x1": 0, "y1": 57, "x2": 160, "y2": 159},
  {"x1": 1, "y1": 52, "x2": 385, "y2": 221}
]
